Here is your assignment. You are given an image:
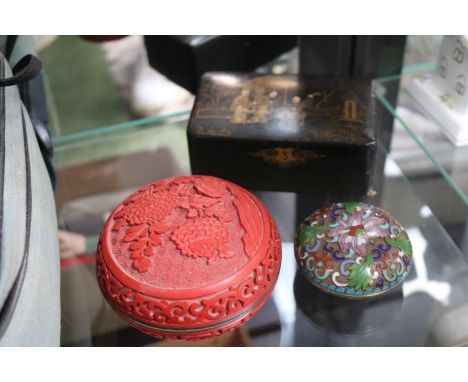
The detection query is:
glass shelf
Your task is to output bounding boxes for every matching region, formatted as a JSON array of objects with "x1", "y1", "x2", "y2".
[
  {"x1": 375, "y1": 63, "x2": 468, "y2": 205},
  {"x1": 54, "y1": 110, "x2": 467, "y2": 346}
]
